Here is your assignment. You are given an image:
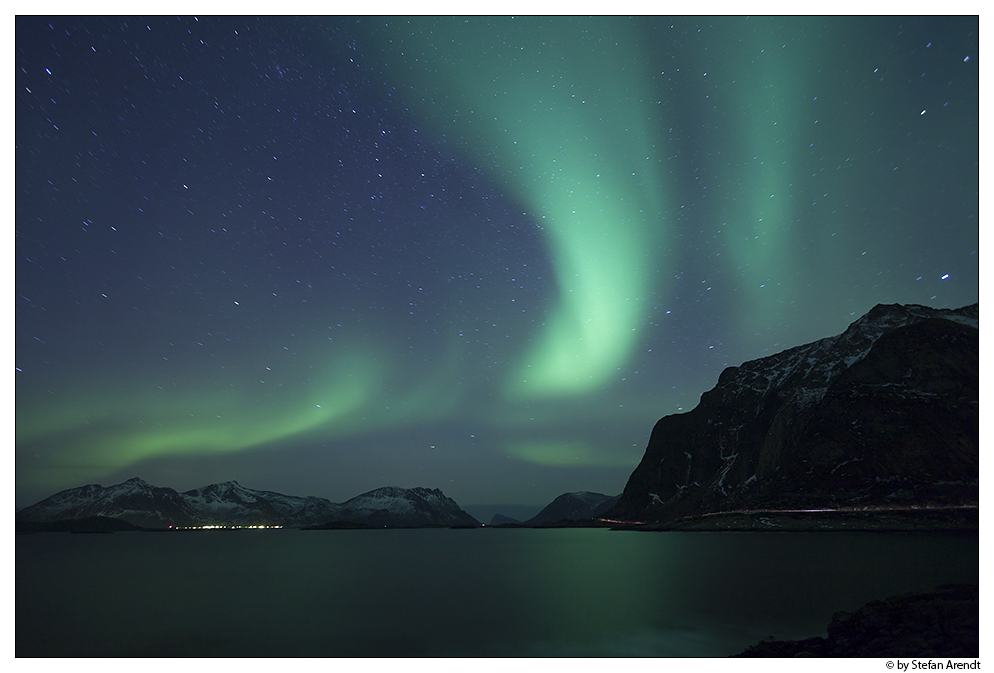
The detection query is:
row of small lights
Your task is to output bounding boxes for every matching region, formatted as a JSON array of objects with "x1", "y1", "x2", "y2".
[
  {"x1": 598, "y1": 503, "x2": 978, "y2": 527},
  {"x1": 167, "y1": 524, "x2": 284, "y2": 530}
]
